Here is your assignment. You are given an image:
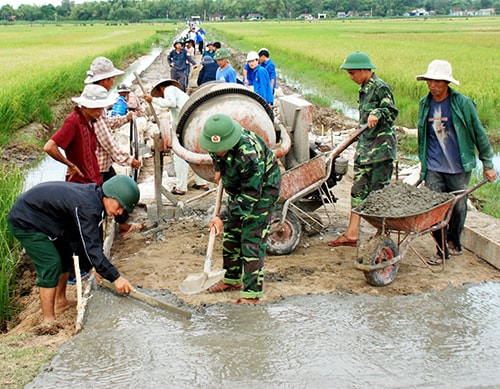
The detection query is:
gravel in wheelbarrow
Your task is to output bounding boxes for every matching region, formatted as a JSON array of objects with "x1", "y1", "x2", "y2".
[{"x1": 353, "y1": 182, "x2": 454, "y2": 233}]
